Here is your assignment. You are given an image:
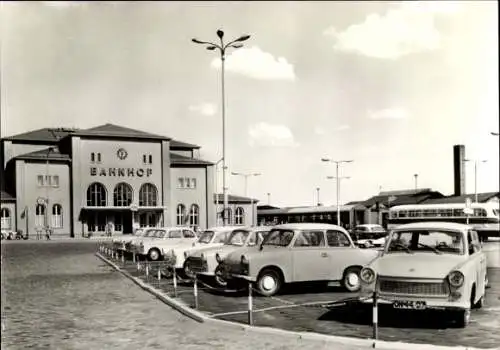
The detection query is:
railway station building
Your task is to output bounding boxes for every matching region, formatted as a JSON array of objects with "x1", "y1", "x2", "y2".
[{"x1": 0, "y1": 124, "x2": 258, "y2": 238}]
